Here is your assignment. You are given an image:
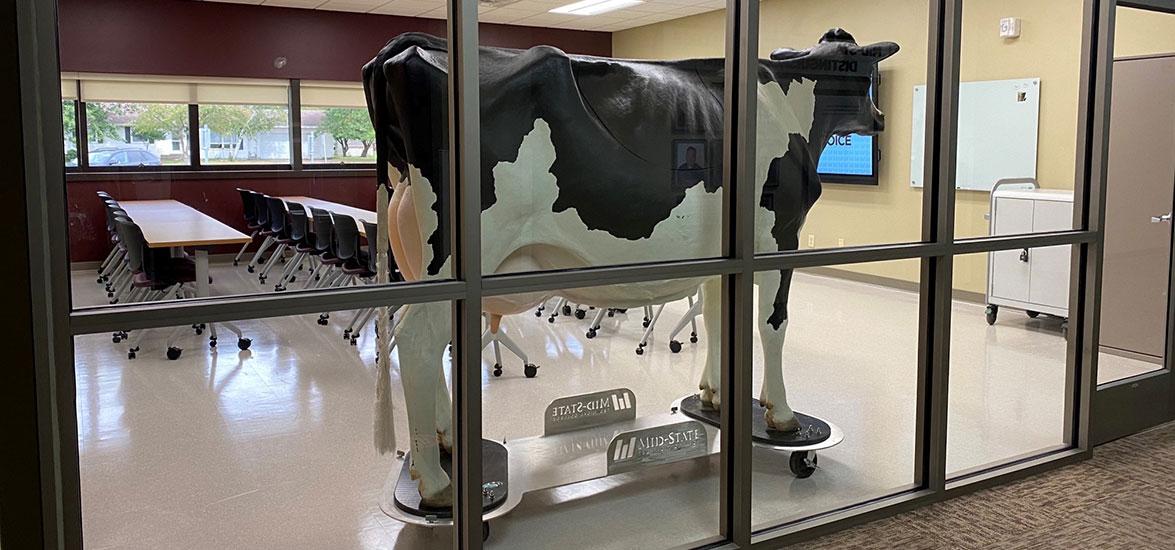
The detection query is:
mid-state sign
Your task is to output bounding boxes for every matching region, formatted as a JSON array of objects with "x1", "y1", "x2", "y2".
[
  {"x1": 606, "y1": 420, "x2": 709, "y2": 475},
  {"x1": 544, "y1": 388, "x2": 637, "y2": 435}
]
